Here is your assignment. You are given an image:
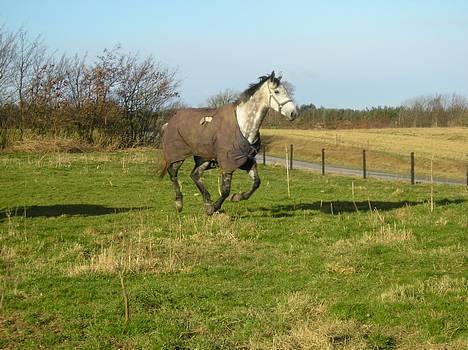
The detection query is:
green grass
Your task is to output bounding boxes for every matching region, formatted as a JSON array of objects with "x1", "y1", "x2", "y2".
[{"x1": 1, "y1": 149, "x2": 467, "y2": 349}]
